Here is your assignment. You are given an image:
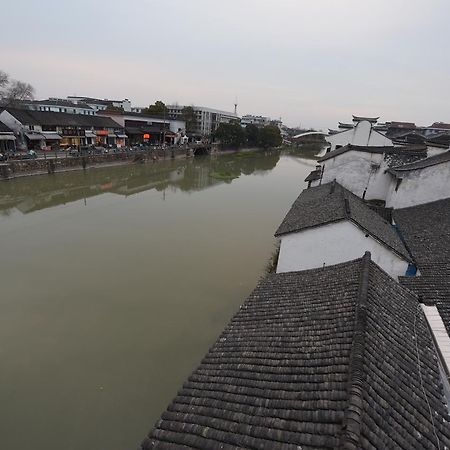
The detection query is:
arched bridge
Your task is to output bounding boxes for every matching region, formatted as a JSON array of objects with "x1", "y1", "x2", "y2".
[{"x1": 292, "y1": 131, "x2": 328, "y2": 139}]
